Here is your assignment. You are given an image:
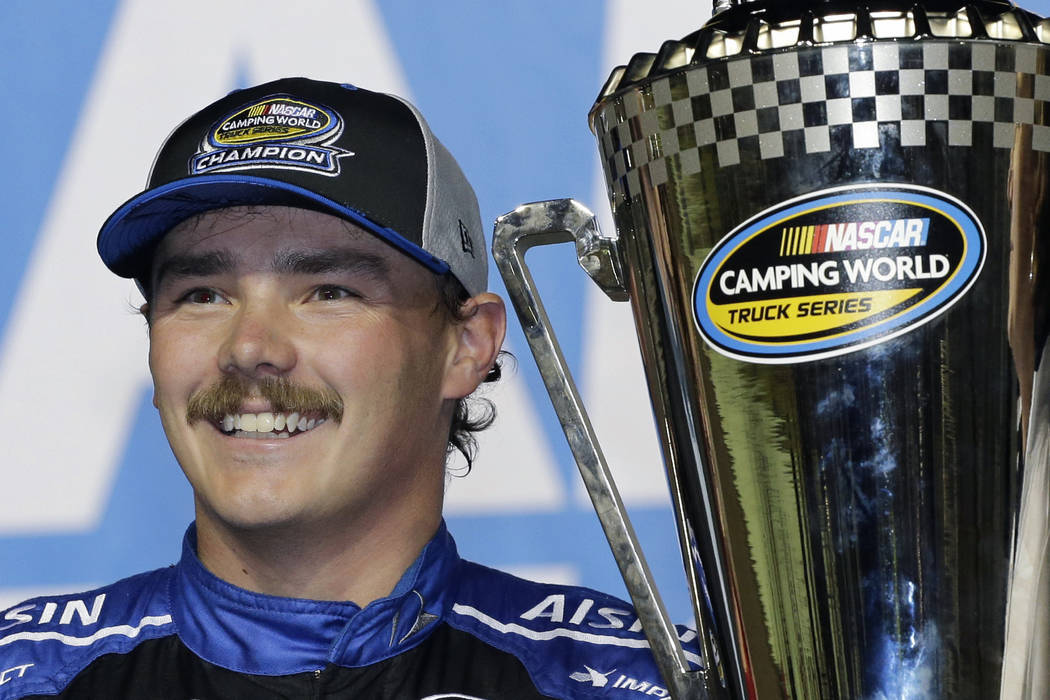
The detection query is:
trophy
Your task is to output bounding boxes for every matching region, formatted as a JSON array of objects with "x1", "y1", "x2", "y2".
[{"x1": 493, "y1": 1, "x2": 1050, "y2": 697}]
